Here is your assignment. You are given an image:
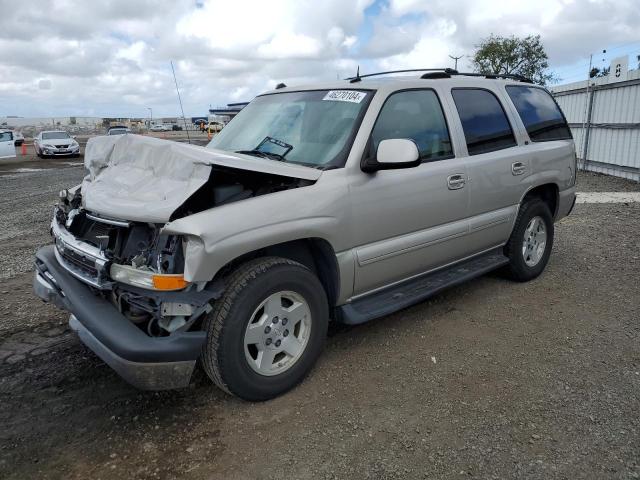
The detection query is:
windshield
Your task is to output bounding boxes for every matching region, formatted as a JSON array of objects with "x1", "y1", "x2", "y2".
[
  {"x1": 207, "y1": 89, "x2": 370, "y2": 168},
  {"x1": 108, "y1": 129, "x2": 128, "y2": 135},
  {"x1": 42, "y1": 132, "x2": 70, "y2": 140}
]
